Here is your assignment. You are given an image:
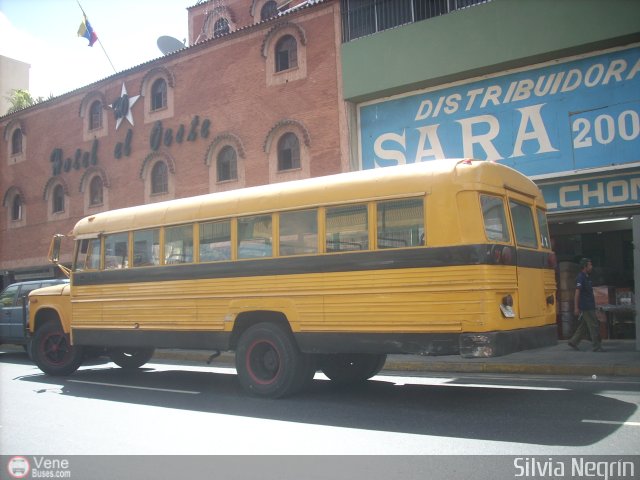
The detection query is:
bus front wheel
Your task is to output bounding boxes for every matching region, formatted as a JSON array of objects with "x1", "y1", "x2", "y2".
[
  {"x1": 32, "y1": 322, "x2": 84, "y2": 376},
  {"x1": 236, "y1": 322, "x2": 313, "y2": 398},
  {"x1": 110, "y1": 348, "x2": 155, "y2": 369},
  {"x1": 320, "y1": 353, "x2": 387, "y2": 384}
]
